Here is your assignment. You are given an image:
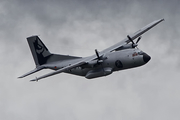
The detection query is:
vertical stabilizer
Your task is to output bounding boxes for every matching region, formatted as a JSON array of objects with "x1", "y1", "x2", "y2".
[{"x1": 27, "y1": 36, "x2": 51, "y2": 66}]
